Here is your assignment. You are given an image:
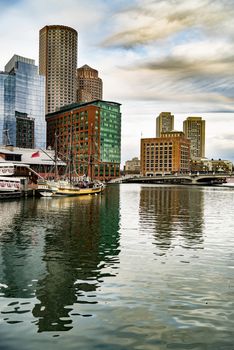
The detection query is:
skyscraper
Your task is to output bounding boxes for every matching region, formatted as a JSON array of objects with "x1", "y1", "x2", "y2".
[
  {"x1": 77, "y1": 65, "x2": 103, "y2": 103},
  {"x1": 0, "y1": 55, "x2": 46, "y2": 148},
  {"x1": 39, "y1": 25, "x2": 78, "y2": 114},
  {"x1": 156, "y1": 112, "x2": 174, "y2": 137},
  {"x1": 183, "y1": 116, "x2": 205, "y2": 158}
]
